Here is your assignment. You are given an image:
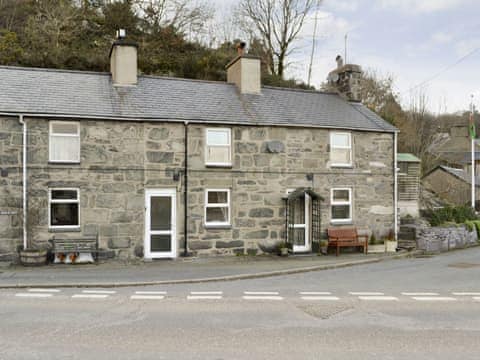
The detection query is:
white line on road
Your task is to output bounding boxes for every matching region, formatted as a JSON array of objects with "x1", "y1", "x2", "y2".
[
  {"x1": 82, "y1": 290, "x2": 116, "y2": 294},
  {"x1": 301, "y1": 296, "x2": 339, "y2": 301},
  {"x1": 350, "y1": 292, "x2": 384, "y2": 296},
  {"x1": 412, "y1": 297, "x2": 457, "y2": 301},
  {"x1": 473, "y1": 297, "x2": 480, "y2": 301},
  {"x1": 72, "y1": 294, "x2": 109, "y2": 299},
  {"x1": 131, "y1": 295, "x2": 165, "y2": 300},
  {"x1": 452, "y1": 292, "x2": 480, "y2": 296},
  {"x1": 135, "y1": 291, "x2": 167, "y2": 295},
  {"x1": 358, "y1": 296, "x2": 398, "y2": 301},
  {"x1": 244, "y1": 291, "x2": 279, "y2": 295},
  {"x1": 402, "y1": 292, "x2": 439, "y2": 296},
  {"x1": 187, "y1": 295, "x2": 223, "y2": 300},
  {"x1": 27, "y1": 289, "x2": 61, "y2": 293},
  {"x1": 15, "y1": 293, "x2": 53, "y2": 298},
  {"x1": 243, "y1": 296, "x2": 283, "y2": 301},
  {"x1": 299, "y1": 292, "x2": 332, "y2": 295},
  {"x1": 190, "y1": 291, "x2": 223, "y2": 295}
]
